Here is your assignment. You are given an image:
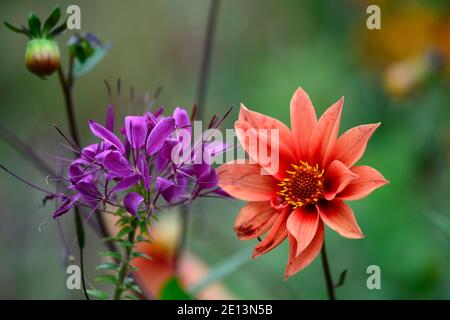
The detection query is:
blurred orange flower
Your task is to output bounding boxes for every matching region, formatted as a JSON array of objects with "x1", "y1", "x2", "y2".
[{"x1": 218, "y1": 87, "x2": 388, "y2": 279}]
